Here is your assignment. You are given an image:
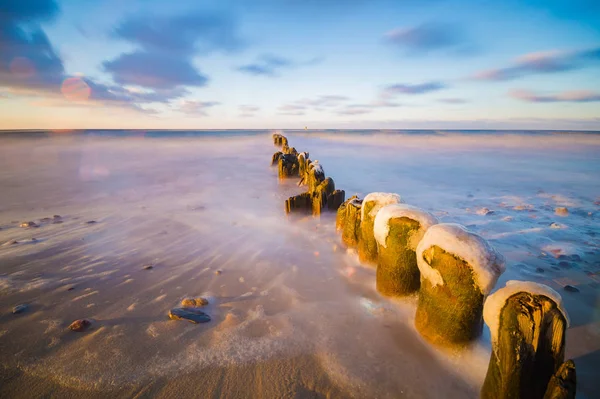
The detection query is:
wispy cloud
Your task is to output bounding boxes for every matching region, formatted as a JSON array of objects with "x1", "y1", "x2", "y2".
[
  {"x1": 384, "y1": 22, "x2": 476, "y2": 55},
  {"x1": 177, "y1": 100, "x2": 220, "y2": 116},
  {"x1": 509, "y1": 89, "x2": 600, "y2": 103},
  {"x1": 472, "y1": 46, "x2": 600, "y2": 81},
  {"x1": 238, "y1": 104, "x2": 260, "y2": 117},
  {"x1": 237, "y1": 54, "x2": 323, "y2": 77},
  {"x1": 438, "y1": 98, "x2": 468, "y2": 104},
  {"x1": 383, "y1": 82, "x2": 447, "y2": 96}
]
